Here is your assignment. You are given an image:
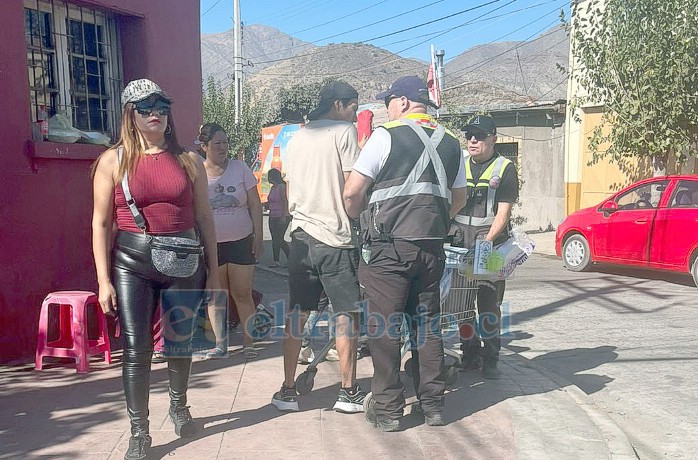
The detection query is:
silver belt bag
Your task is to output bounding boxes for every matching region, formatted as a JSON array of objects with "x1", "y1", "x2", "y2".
[
  {"x1": 149, "y1": 235, "x2": 203, "y2": 278},
  {"x1": 118, "y1": 147, "x2": 203, "y2": 278}
]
